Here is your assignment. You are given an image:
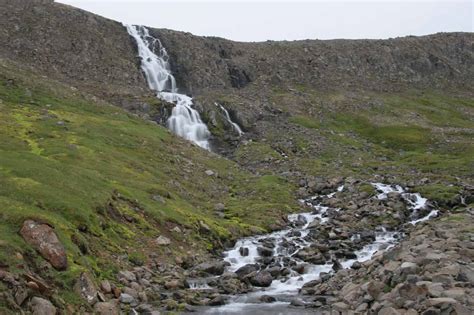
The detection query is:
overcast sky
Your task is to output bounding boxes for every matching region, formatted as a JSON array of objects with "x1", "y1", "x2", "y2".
[{"x1": 57, "y1": 0, "x2": 473, "y2": 42}]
